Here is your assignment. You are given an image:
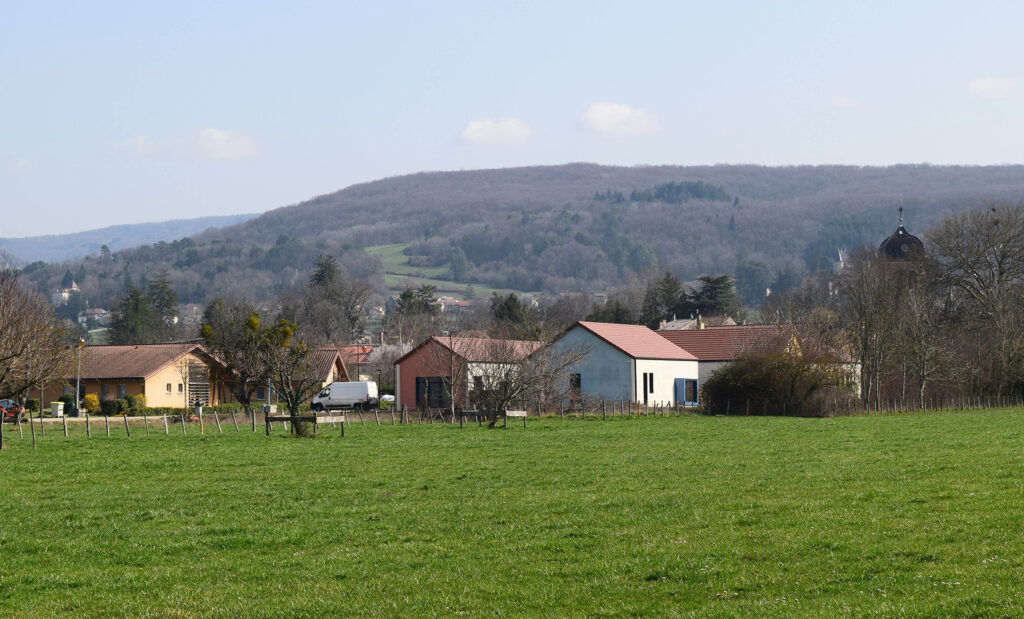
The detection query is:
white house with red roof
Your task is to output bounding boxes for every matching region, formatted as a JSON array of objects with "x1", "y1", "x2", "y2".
[{"x1": 551, "y1": 321, "x2": 700, "y2": 406}]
